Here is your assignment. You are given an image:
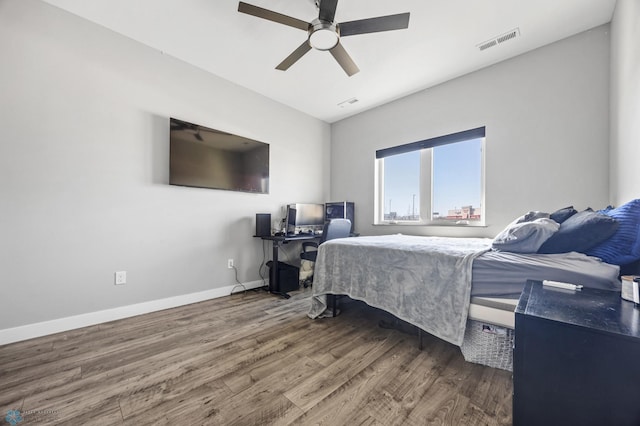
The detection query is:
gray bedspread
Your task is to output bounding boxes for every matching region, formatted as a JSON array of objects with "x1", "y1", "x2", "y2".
[{"x1": 308, "y1": 234, "x2": 492, "y2": 346}]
